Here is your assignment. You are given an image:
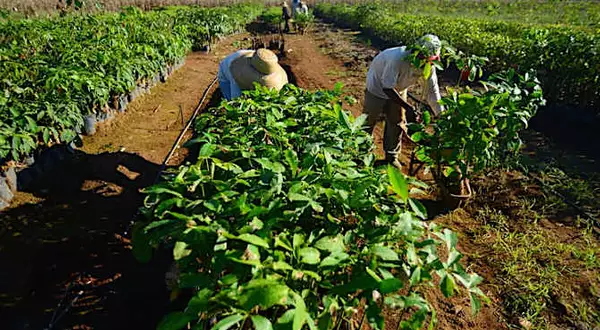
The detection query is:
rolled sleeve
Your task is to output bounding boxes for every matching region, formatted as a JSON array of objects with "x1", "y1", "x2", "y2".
[{"x1": 426, "y1": 69, "x2": 444, "y2": 115}]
